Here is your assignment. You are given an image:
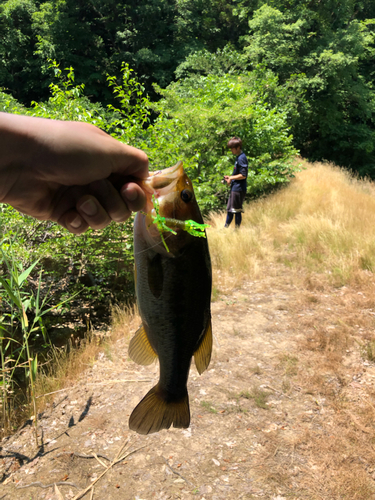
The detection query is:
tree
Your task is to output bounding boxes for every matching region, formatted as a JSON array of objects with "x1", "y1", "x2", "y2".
[
  {"x1": 0, "y1": 0, "x2": 46, "y2": 104},
  {"x1": 244, "y1": 3, "x2": 375, "y2": 176},
  {"x1": 1, "y1": 0, "x2": 250, "y2": 106},
  {"x1": 147, "y1": 69, "x2": 299, "y2": 212}
]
